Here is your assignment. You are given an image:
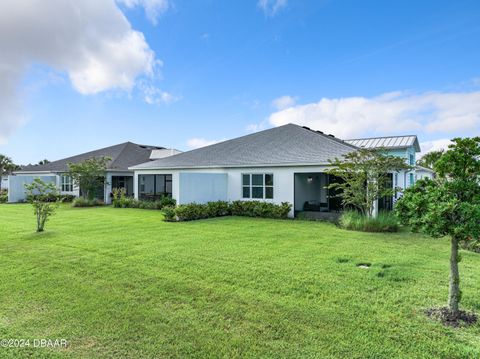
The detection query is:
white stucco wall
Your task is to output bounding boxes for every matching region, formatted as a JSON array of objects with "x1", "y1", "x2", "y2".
[
  {"x1": 134, "y1": 165, "x2": 333, "y2": 217},
  {"x1": 8, "y1": 174, "x2": 57, "y2": 202}
]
